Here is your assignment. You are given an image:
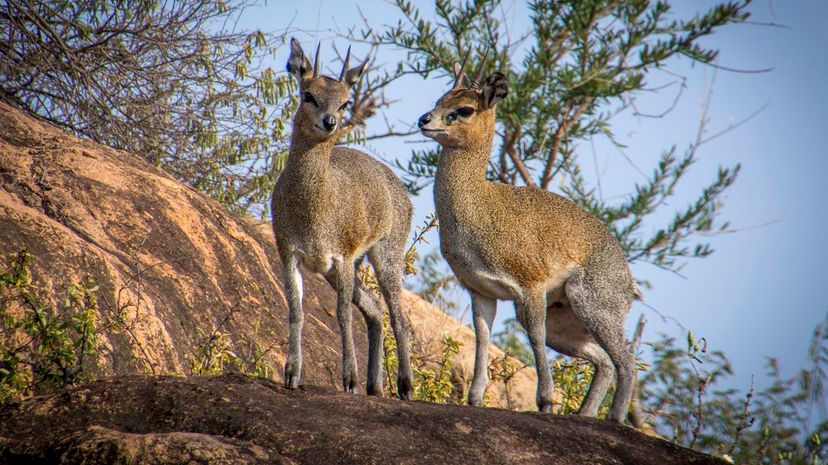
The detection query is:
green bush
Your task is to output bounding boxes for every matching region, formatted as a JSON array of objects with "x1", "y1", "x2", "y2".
[
  {"x1": 190, "y1": 307, "x2": 276, "y2": 379},
  {"x1": 0, "y1": 250, "x2": 100, "y2": 403}
]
